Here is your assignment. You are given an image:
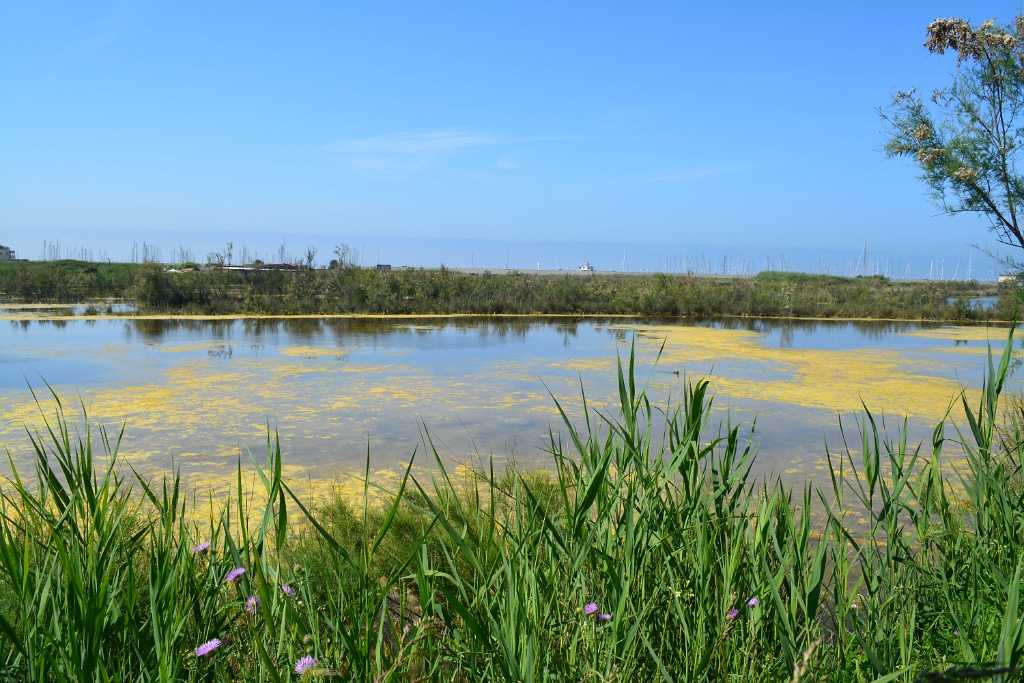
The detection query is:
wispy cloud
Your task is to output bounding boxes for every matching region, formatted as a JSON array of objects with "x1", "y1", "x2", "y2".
[
  {"x1": 329, "y1": 130, "x2": 498, "y2": 156},
  {"x1": 327, "y1": 130, "x2": 570, "y2": 177},
  {"x1": 326, "y1": 130, "x2": 500, "y2": 176}
]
